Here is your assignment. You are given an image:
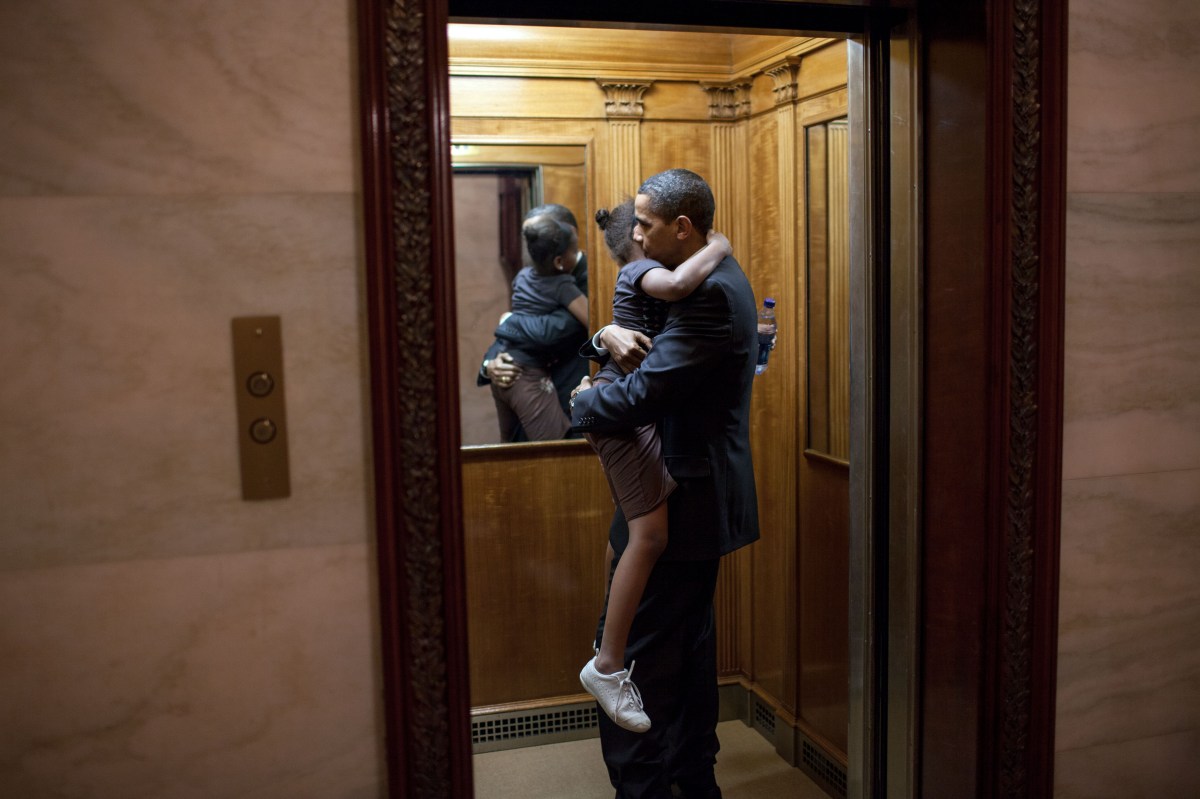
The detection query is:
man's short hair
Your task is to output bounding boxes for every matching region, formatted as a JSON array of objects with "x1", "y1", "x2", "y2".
[{"x1": 638, "y1": 169, "x2": 715, "y2": 234}]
